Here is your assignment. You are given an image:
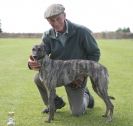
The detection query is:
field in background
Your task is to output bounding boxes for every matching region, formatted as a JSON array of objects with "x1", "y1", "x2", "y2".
[{"x1": 0, "y1": 38, "x2": 133, "y2": 126}]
